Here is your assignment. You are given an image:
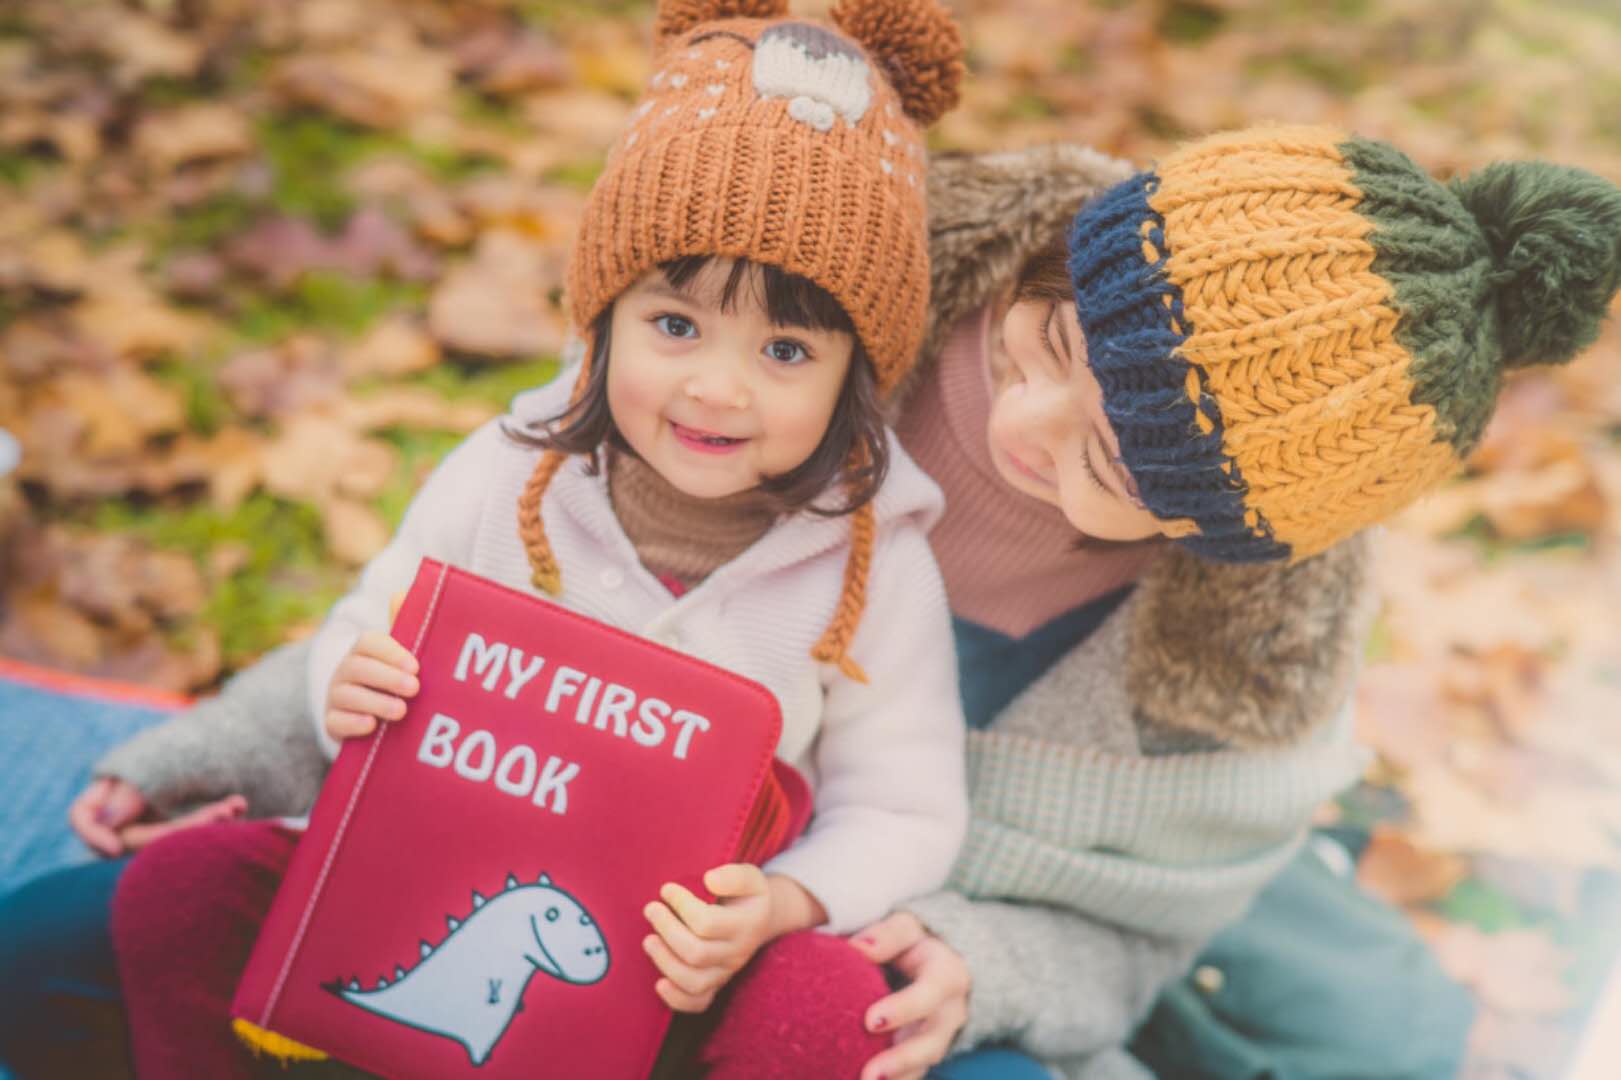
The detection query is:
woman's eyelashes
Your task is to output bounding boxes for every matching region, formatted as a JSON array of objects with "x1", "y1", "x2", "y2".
[{"x1": 1038, "y1": 304, "x2": 1068, "y2": 376}]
